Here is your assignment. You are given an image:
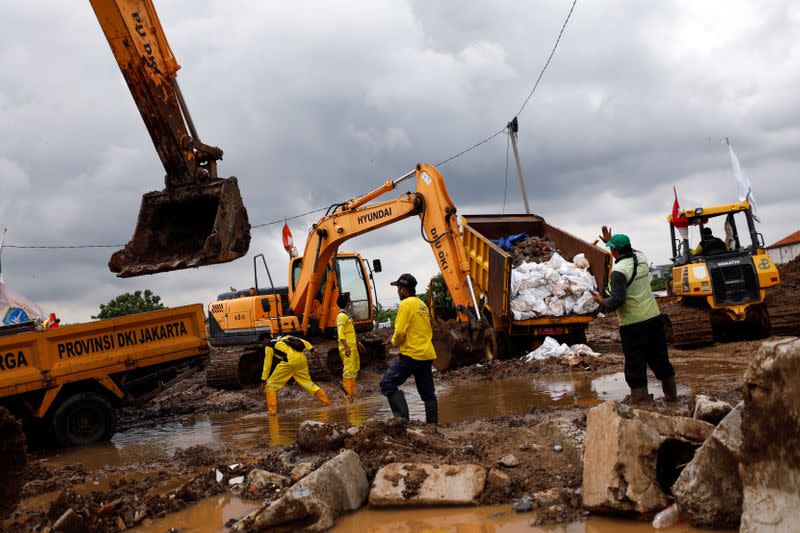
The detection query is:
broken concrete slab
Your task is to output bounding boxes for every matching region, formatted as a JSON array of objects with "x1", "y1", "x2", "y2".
[
  {"x1": 296, "y1": 420, "x2": 345, "y2": 452},
  {"x1": 740, "y1": 338, "x2": 800, "y2": 533},
  {"x1": 369, "y1": 463, "x2": 487, "y2": 506},
  {"x1": 232, "y1": 449, "x2": 368, "y2": 532},
  {"x1": 673, "y1": 402, "x2": 743, "y2": 529},
  {"x1": 582, "y1": 401, "x2": 668, "y2": 514},
  {"x1": 633, "y1": 409, "x2": 713, "y2": 443},
  {"x1": 692, "y1": 394, "x2": 732, "y2": 425}
]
